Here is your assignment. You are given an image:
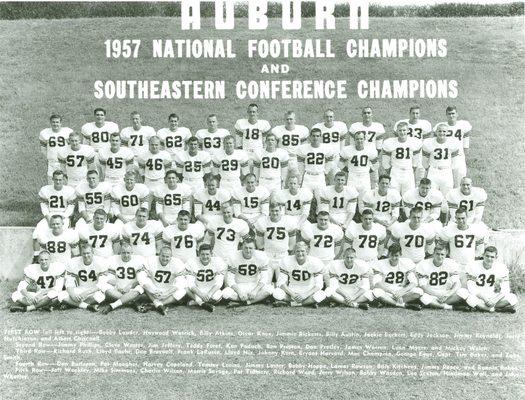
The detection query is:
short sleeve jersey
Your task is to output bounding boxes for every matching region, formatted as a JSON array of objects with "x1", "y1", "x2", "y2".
[
  {"x1": 162, "y1": 222, "x2": 206, "y2": 260},
  {"x1": 81, "y1": 121, "x2": 119, "y2": 152},
  {"x1": 234, "y1": 119, "x2": 271, "y2": 152}
]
